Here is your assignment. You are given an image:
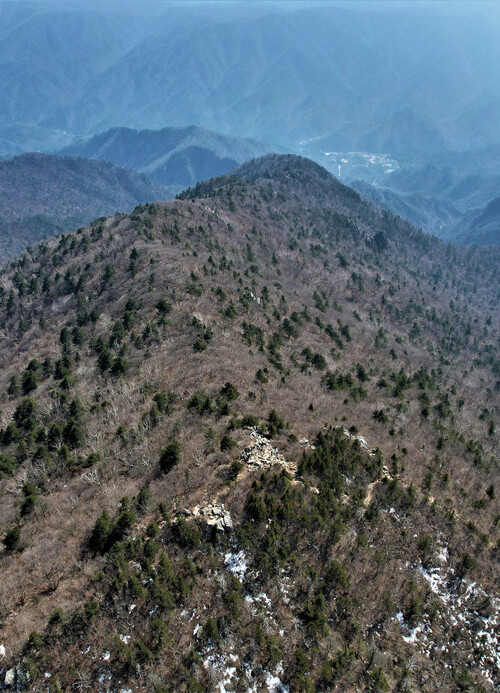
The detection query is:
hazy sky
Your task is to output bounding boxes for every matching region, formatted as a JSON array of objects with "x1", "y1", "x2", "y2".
[
  {"x1": 1, "y1": 0, "x2": 500, "y2": 14},
  {"x1": 0, "y1": 0, "x2": 497, "y2": 24}
]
